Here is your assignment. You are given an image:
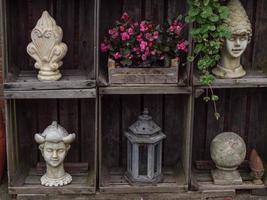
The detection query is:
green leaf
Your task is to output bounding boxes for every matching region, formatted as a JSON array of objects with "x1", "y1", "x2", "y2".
[
  {"x1": 187, "y1": 56, "x2": 194, "y2": 62},
  {"x1": 214, "y1": 112, "x2": 220, "y2": 120},
  {"x1": 120, "y1": 58, "x2": 132, "y2": 66},
  {"x1": 203, "y1": 96, "x2": 210, "y2": 102},
  {"x1": 204, "y1": 0, "x2": 210, "y2": 6},
  {"x1": 211, "y1": 95, "x2": 219, "y2": 101}
]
